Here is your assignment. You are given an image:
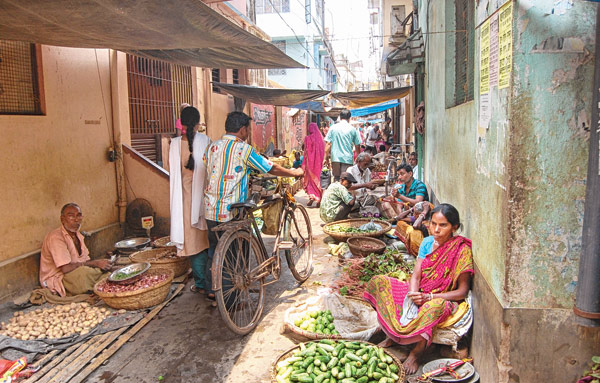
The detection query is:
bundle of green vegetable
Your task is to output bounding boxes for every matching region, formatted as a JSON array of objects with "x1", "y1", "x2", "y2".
[
  {"x1": 333, "y1": 249, "x2": 414, "y2": 298},
  {"x1": 274, "y1": 340, "x2": 402, "y2": 383},
  {"x1": 326, "y1": 224, "x2": 375, "y2": 234},
  {"x1": 293, "y1": 310, "x2": 339, "y2": 335}
]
